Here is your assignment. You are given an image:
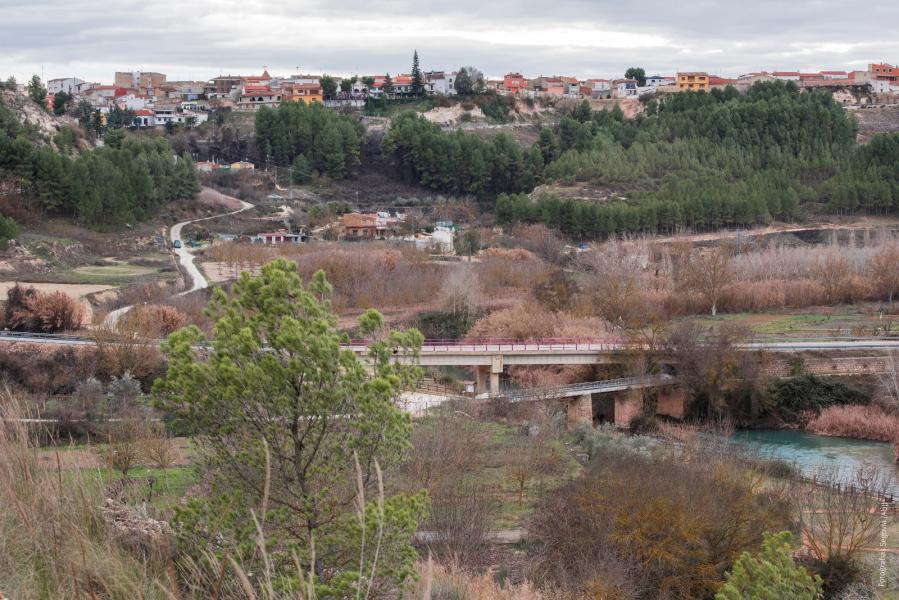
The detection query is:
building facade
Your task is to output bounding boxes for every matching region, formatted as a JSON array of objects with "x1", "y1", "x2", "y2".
[{"x1": 677, "y1": 72, "x2": 710, "y2": 91}]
